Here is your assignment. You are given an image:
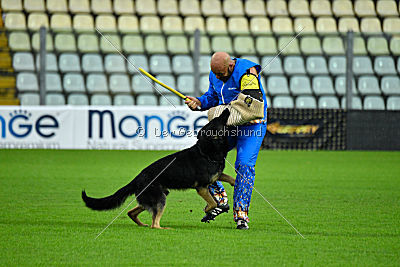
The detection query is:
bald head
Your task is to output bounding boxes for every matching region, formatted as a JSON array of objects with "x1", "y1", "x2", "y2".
[{"x1": 210, "y1": 52, "x2": 234, "y2": 81}]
